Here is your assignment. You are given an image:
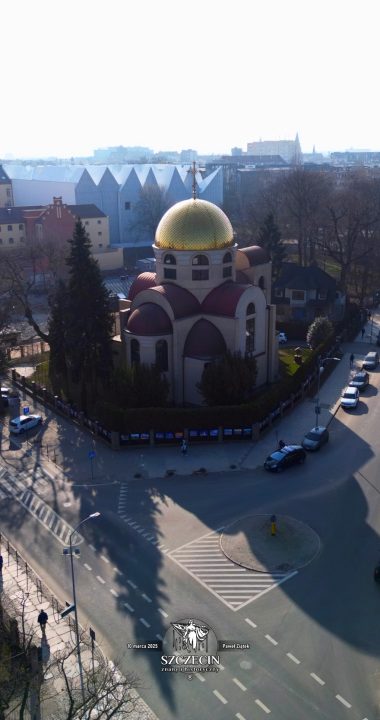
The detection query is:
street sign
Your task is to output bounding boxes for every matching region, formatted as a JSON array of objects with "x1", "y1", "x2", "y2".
[
  {"x1": 61, "y1": 603, "x2": 75, "y2": 619},
  {"x1": 23, "y1": 407, "x2": 29, "y2": 415},
  {"x1": 88, "y1": 450, "x2": 96, "y2": 459}
]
